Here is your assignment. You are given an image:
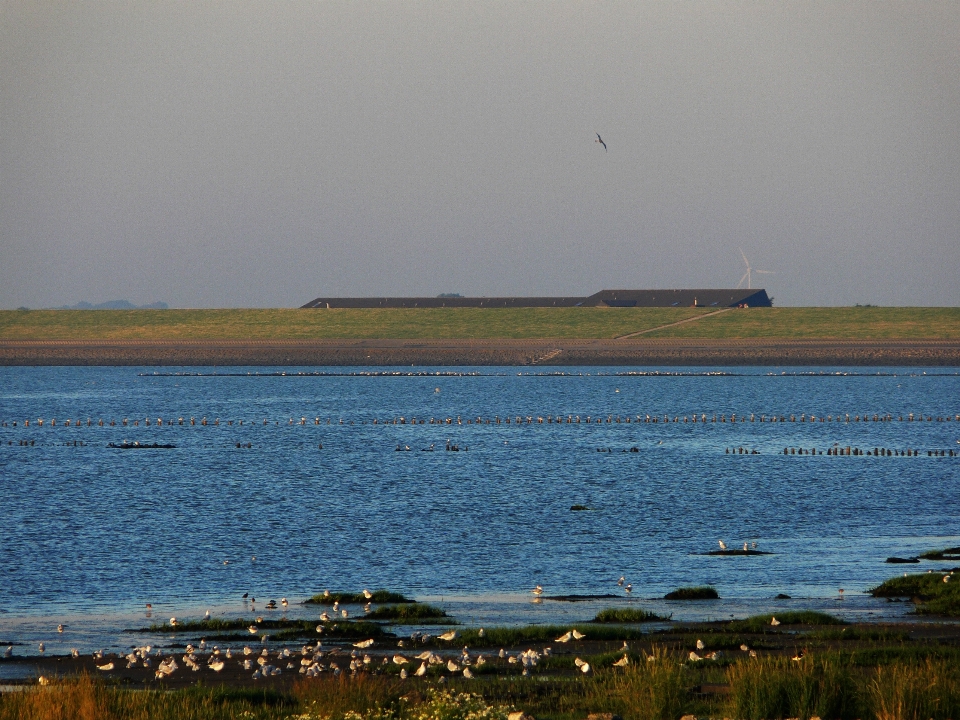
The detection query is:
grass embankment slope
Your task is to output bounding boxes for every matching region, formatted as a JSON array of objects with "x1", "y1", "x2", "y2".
[
  {"x1": 641, "y1": 307, "x2": 960, "y2": 340},
  {"x1": 1, "y1": 306, "x2": 959, "y2": 340},
  {"x1": 0, "y1": 308, "x2": 709, "y2": 340}
]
